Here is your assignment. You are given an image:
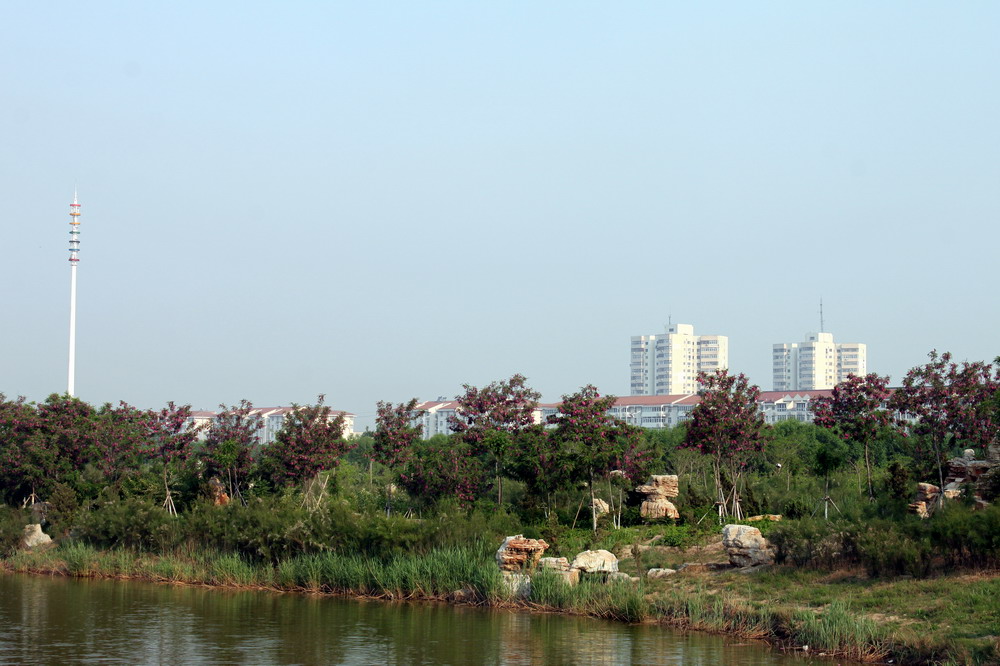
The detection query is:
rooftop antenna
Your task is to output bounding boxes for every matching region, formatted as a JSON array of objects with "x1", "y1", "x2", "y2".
[
  {"x1": 67, "y1": 190, "x2": 81, "y2": 396},
  {"x1": 819, "y1": 298, "x2": 825, "y2": 333}
]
